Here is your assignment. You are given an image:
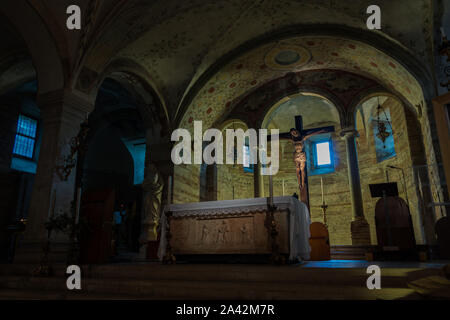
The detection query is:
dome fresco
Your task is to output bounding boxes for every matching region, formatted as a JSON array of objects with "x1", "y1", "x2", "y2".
[
  {"x1": 264, "y1": 94, "x2": 340, "y2": 132},
  {"x1": 180, "y1": 36, "x2": 424, "y2": 132}
]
